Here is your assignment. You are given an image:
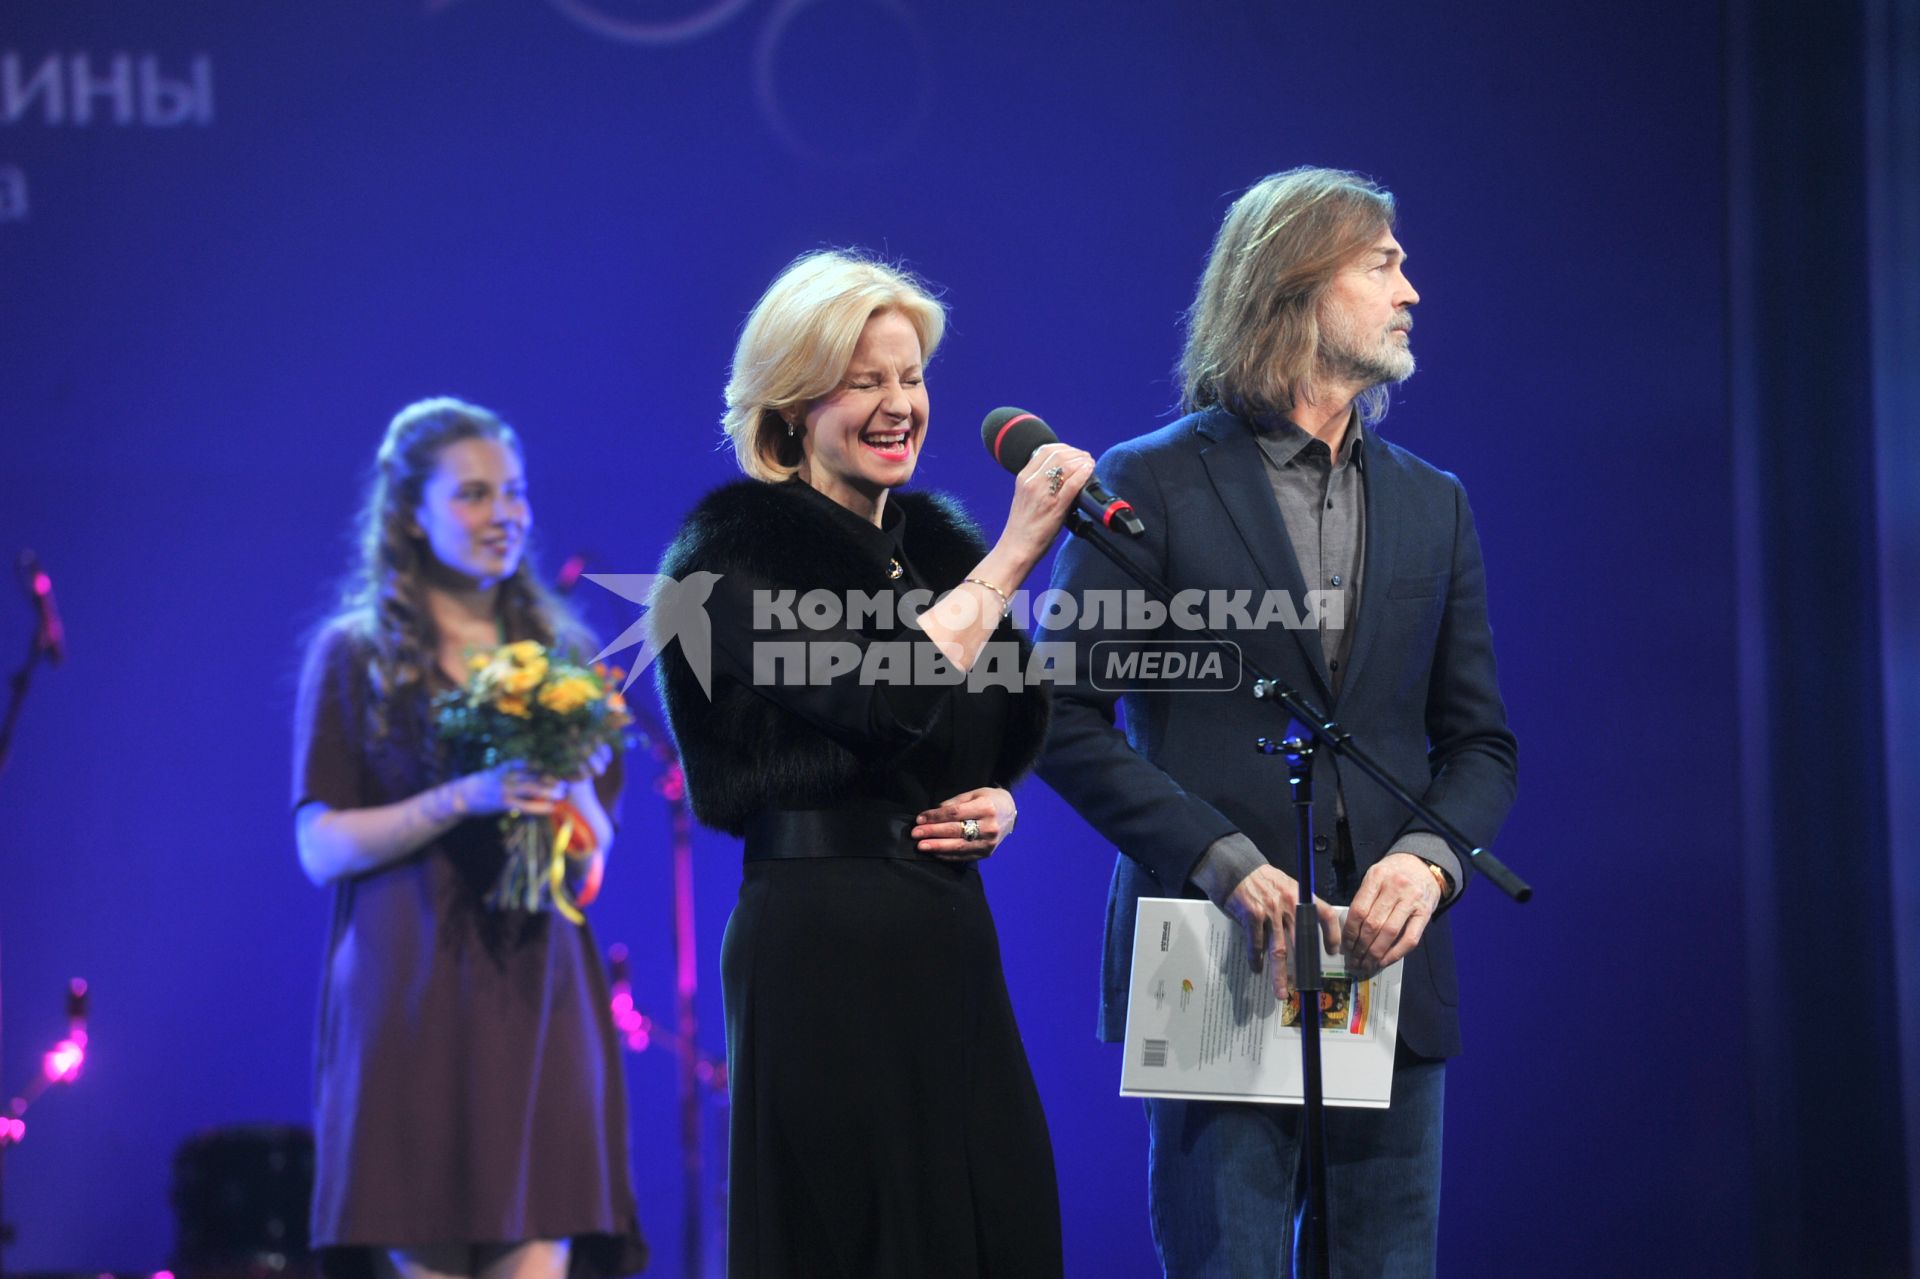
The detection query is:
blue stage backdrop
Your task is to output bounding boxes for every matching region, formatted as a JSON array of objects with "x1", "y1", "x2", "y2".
[{"x1": 1, "y1": 1, "x2": 1743, "y2": 1274}]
